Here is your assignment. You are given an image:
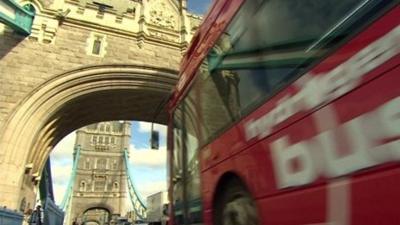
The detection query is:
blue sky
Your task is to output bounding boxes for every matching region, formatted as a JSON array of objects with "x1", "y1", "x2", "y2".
[
  {"x1": 50, "y1": 0, "x2": 213, "y2": 207},
  {"x1": 188, "y1": 0, "x2": 212, "y2": 15}
]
